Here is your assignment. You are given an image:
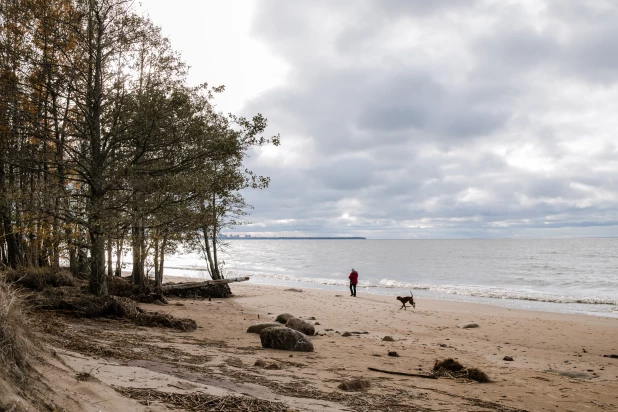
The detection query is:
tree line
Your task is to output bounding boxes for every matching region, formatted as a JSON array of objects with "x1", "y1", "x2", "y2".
[{"x1": 0, "y1": 0, "x2": 279, "y2": 295}]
